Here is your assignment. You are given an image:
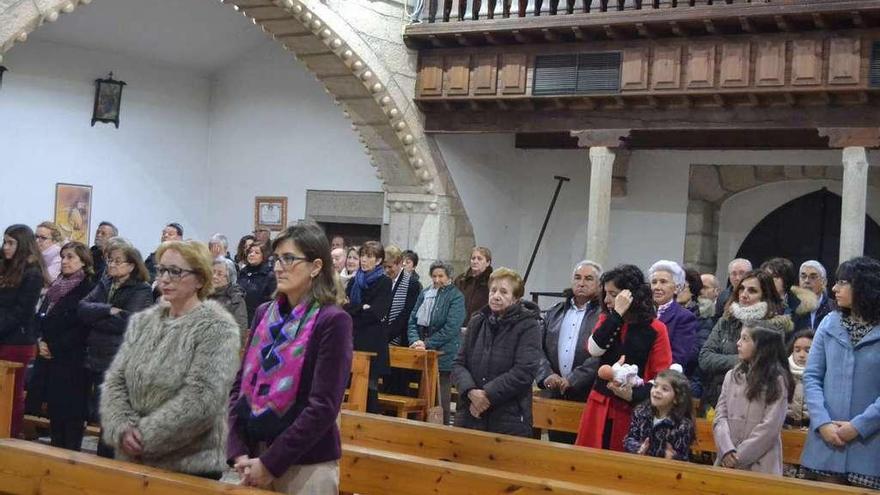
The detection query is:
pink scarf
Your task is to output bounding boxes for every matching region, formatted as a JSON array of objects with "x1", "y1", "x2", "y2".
[
  {"x1": 45, "y1": 269, "x2": 85, "y2": 310},
  {"x1": 239, "y1": 297, "x2": 321, "y2": 419}
]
